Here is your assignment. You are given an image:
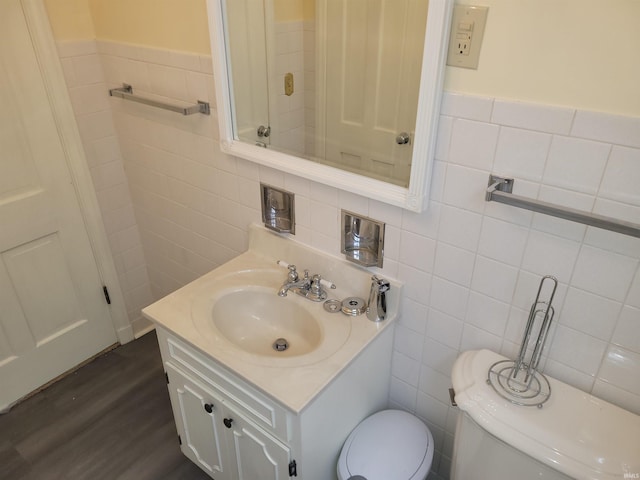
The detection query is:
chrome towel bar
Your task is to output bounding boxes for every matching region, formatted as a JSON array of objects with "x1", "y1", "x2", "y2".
[
  {"x1": 108, "y1": 83, "x2": 210, "y2": 116},
  {"x1": 486, "y1": 174, "x2": 640, "y2": 238}
]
